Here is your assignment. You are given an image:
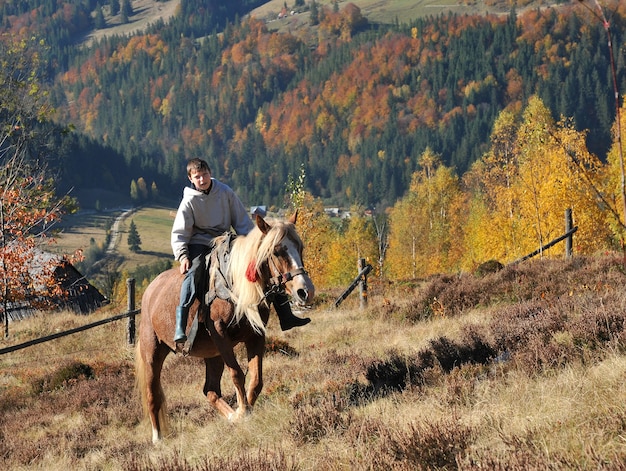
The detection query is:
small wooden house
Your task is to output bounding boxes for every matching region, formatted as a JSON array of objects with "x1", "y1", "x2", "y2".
[{"x1": 4, "y1": 250, "x2": 107, "y2": 322}]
